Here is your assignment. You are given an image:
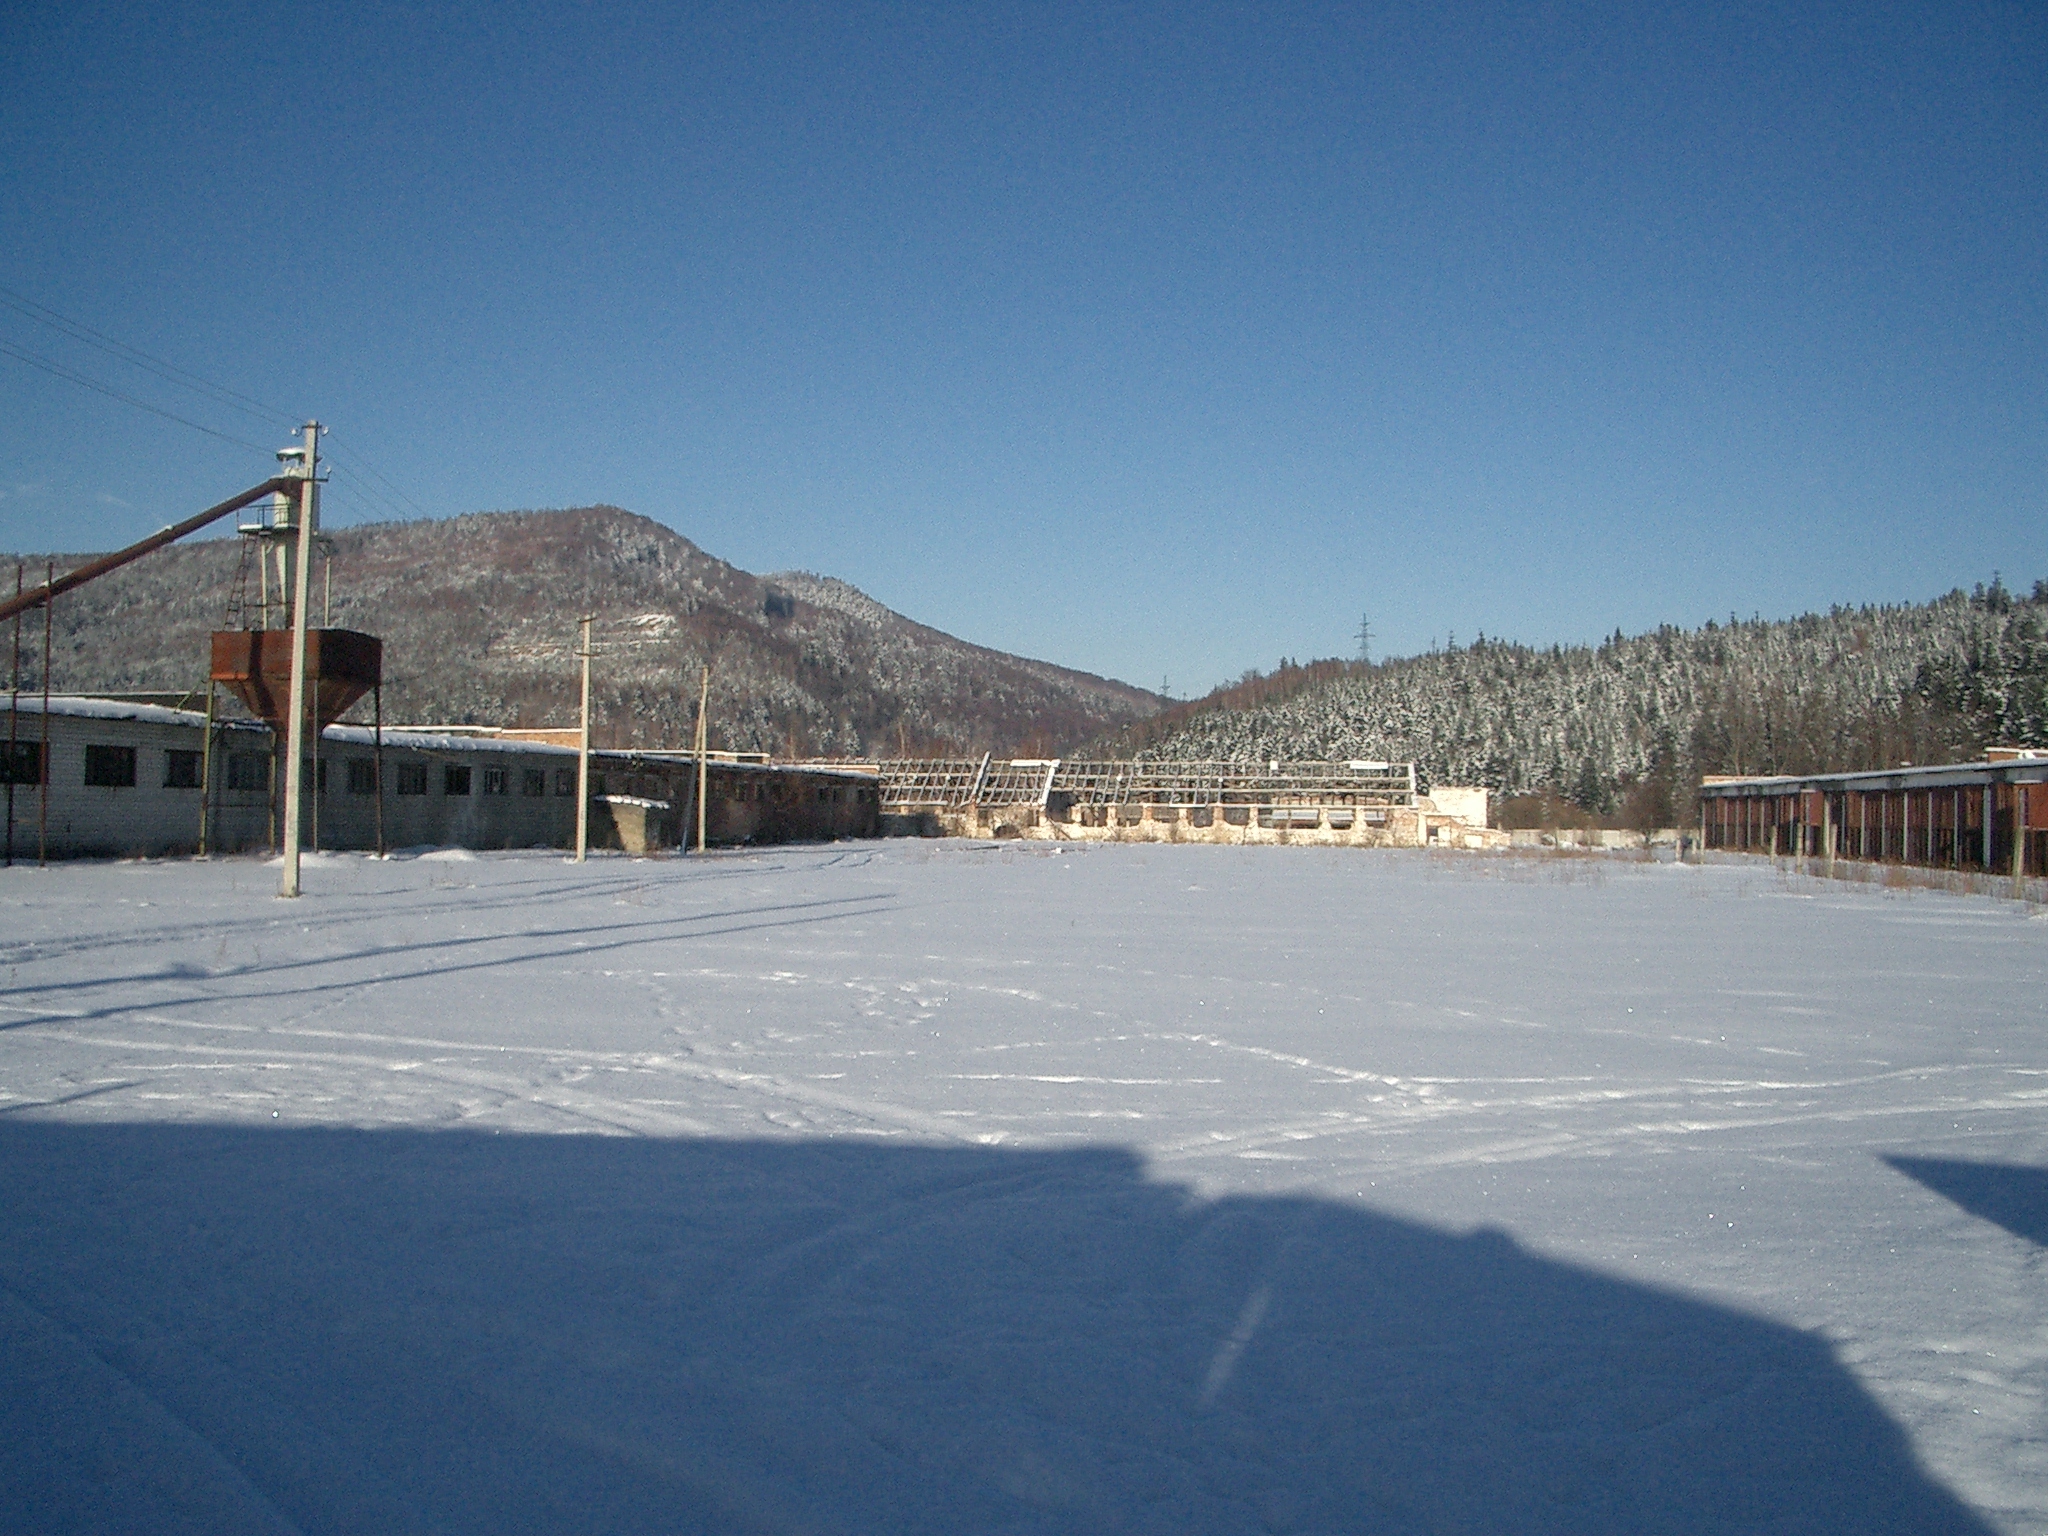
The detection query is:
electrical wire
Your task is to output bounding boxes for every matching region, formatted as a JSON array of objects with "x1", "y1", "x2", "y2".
[
  {"x1": 0, "y1": 282, "x2": 300, "y2": 429},
  {"x1": 1, "y1": 282, "x2": 436, "y2": 523},
  {"x1": 0, "y1": 340, "x2": 275, "y2": 454},
  {"x1": 322, "y1": 473, "x2": 408, "y2": 524},
  {"x1": 327, "y1": 463, "x2": 419, "y2": 523},
  {"x1": 323, "y1": 439, "x2": 430, "y2": 520}
]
